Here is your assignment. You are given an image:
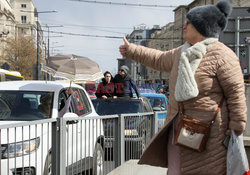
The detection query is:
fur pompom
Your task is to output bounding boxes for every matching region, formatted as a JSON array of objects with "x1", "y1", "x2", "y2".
[{"x1": 216, "y1": 0, "x2": 232, "y2": 17}]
